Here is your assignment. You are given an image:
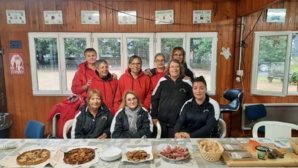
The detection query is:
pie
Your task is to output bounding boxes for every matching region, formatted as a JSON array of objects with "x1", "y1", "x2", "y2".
[
  {"x1": 16, "y1": 149, "x2": 50, "y2": 166},
  {"x1": 63, "y1": 148, "x2": 95, "y2": 165}
]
